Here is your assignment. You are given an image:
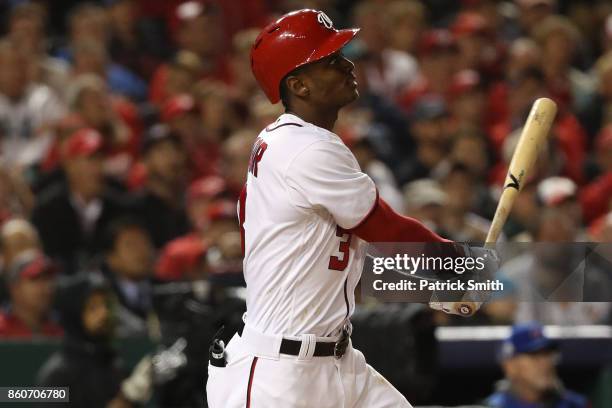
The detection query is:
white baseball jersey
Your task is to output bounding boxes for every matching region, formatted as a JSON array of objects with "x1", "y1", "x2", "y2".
[{"x1": 239, "y1": 113, "x2": 377, "y2": 337}]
